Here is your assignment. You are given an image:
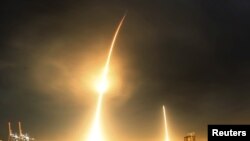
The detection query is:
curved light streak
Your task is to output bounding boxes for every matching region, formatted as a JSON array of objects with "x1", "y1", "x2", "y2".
[{"x1": 87, "y1": 13, "x2": 127, "y2": 141}]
